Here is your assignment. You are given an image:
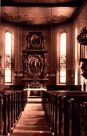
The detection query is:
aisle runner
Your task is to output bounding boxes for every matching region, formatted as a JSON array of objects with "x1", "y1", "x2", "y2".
[{"x1": 12, "y1": 98, "x2": 52, "y2": 136}]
